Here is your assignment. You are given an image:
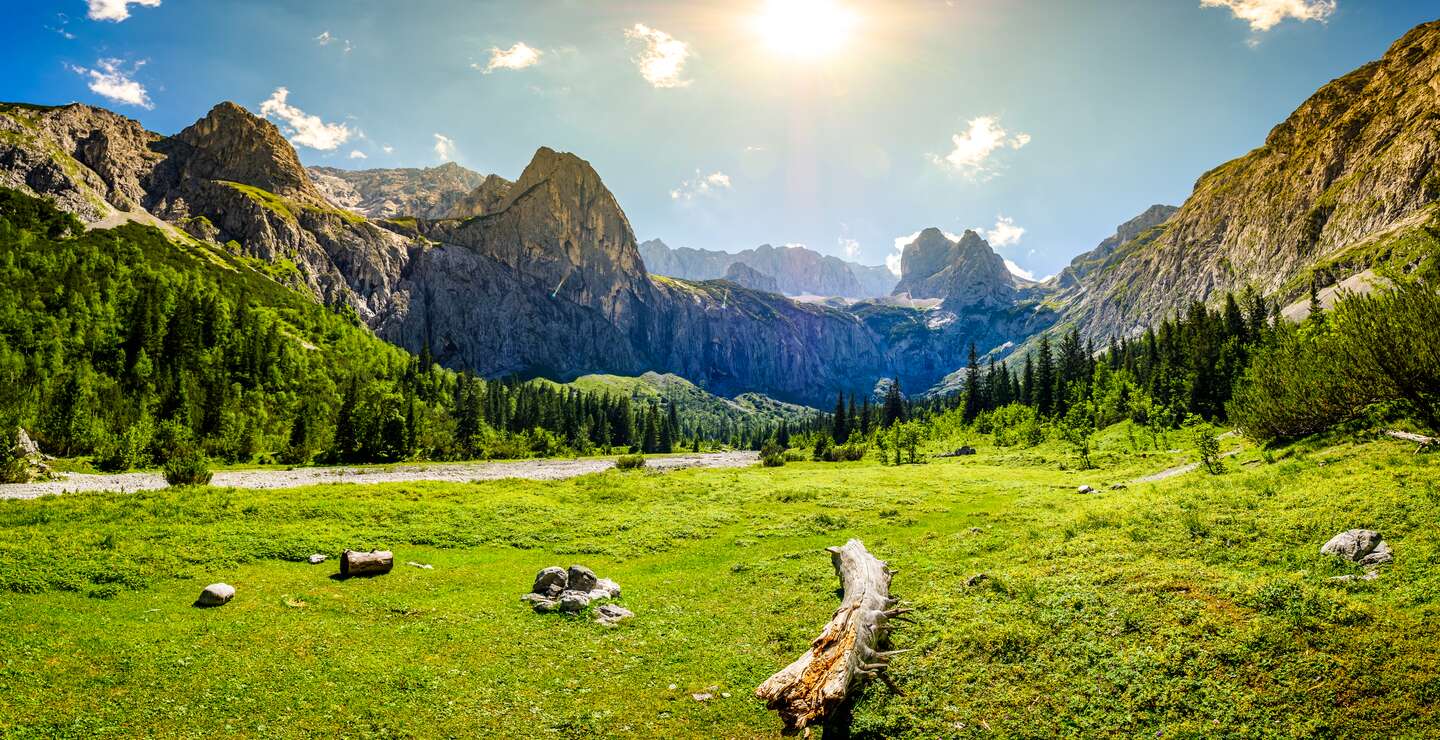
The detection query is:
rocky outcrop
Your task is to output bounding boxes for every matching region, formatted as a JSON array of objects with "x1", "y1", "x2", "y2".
[
  {"x1": 1061, "y1": 21, "x2": 1440, "y2": 340},
  {"x1": 444, "y1": 174, "x2": 514, "y2": 220},
  {"x1": 639, "y1": 240, "x2": 896, "y2": 299},
  {"x1": 308, "y1": 161, "x2": 488, "y2": 220},
  {"x1": 1056, "y1": 204, "x2": 1178, "y2": 288},
  {"x1": 892, "y1": 229, "x2": 1019, "y2": 310},
  {"x1": 723, "y1": 262, "x2": 780, "y2": 293}
]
